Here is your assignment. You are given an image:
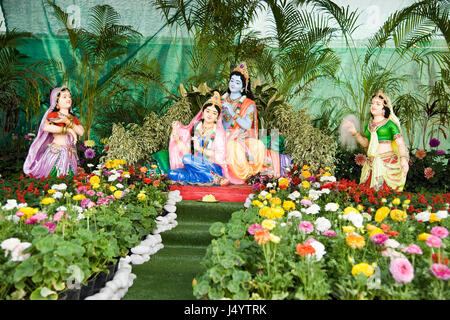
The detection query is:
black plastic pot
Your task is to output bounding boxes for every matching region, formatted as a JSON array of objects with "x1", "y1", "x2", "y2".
[
  {"x1": 105, "y1": 263, "x2": 116, "y2": 282},
  {"x1": 79, "y1": 277, "x2": 96, "y2": 300},
  {"x1": 58, "y1": 287, "x2": 81, "y2": 300},
  {"x1": 93, "y1": 271, "x2": 108, "y2": 295}
]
